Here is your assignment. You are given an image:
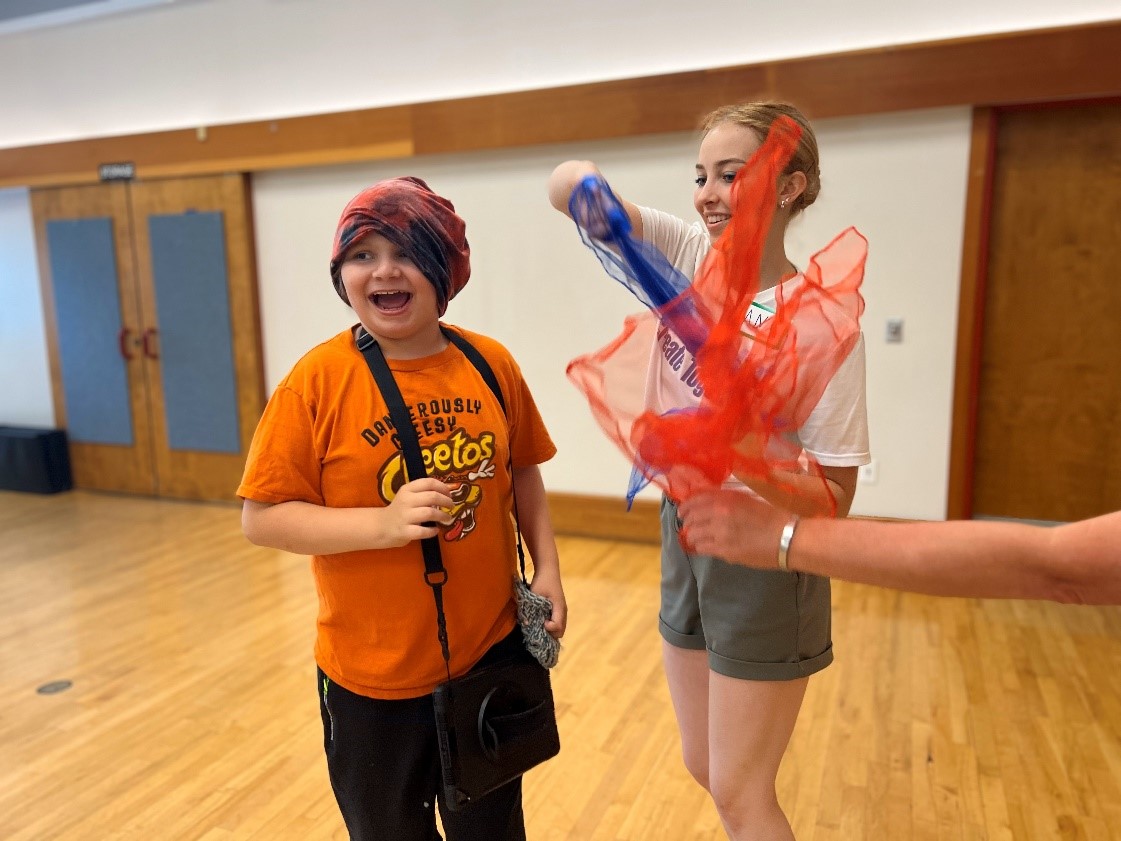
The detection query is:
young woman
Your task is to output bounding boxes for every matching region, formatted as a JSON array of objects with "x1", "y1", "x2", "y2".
[
  {"x1": 239, "y1": 176, "x2": 566, "y2": 841},
  {"x1": 548, "y1": 102, "x2": 869, "y2": 840}
]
